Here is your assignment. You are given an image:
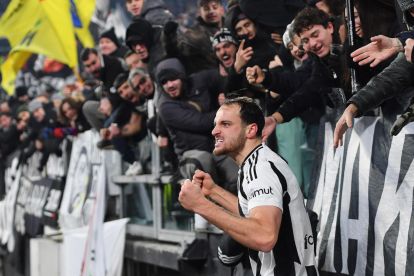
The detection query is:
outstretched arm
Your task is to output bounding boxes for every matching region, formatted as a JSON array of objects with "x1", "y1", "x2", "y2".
[{"x1": 351, "y1": 35, "x2": 402, "y2": 67}]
